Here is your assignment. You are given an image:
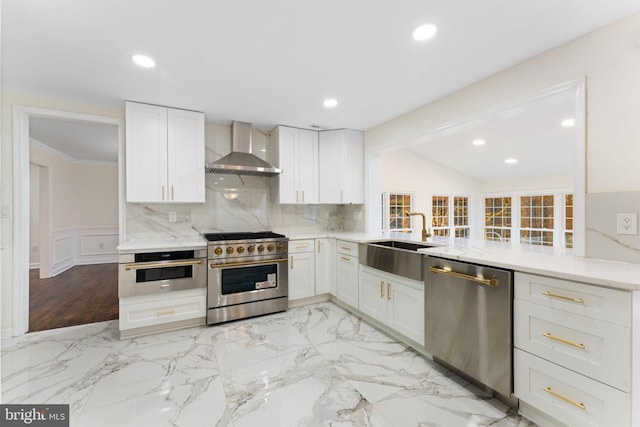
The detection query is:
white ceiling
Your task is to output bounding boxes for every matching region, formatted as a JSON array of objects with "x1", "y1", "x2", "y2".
[
  {"x1": 29, "y1": 117, "x2": 119, "y2": 163},
  {"x1": 3, "y1": 0, "x2": 640, "y2": 134},
  {"x1": 404, "y1": 88, "x2": 577, "y2": 181}
]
